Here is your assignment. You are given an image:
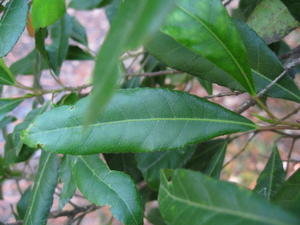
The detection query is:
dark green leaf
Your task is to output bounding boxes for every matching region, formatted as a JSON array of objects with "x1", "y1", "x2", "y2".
[
  {"x1": 0, "y1": 0, "x2": 28, "y2": 57},
  {"x1": 13, "y1": 104, "x2": 49, "y2": 155},
  {"x1": 70, "y1": 0, "x2": 104, "y2": 10},
  {"x1": 198, "y1": 78, "x2": 213, "y2": 95},
  {"x1": 239, "y1": 0, "x2": 262, "y2": 19},
  {"x1": 73, "y1": 155, "x2": 143, "y2": 225},
  {"x1": 0, "y1": 59, "x2": 16, "y2": 85},
  {"x1": 0, "y1": 98, "x2": 23, "y2": 116},
  {"x1": 31, "y1": 0, "x2": 65, "y2": 29},
  {"x1": 57, "y1": 93, "x2": 80, "y2": 106},
  {"x1": 0, "y1": 116, "x2": 16, "y2": 129},
  {"x1": 10, "y1": 50, "x2": 48, "y2": 75},
  {"x1": 282, "y1": 0, "x2": 300, "y2": 22},
  {"x1": 105, "y1": 153, "x2": 142, "y2": 182},
  {"x1": 136, "y1": 146, "x2": 195, "y2": 190},
  {"x1": 17, "y1": 188, "x2": 31, "y2": 220},
  {"x1": 247, "y1": 0, "x2": 299, "y2": 44},
  {"x1": 59, "y1": 156, "x2": 76, "y2": 209},
  {"x1": 186, "y1": 139, "x2": 227, "y2": 178},
  {"x1": 254, "y1": 146, "x2": 285, "y2": 200},
  {"x1": 147, "y1": 207, "x2": 166, "y2": 225},
  {"x1": 159, "y1": 169, "x2": 300, "y2": 225},
  {"x1": 22, "y1": 88, "x2": 256, "y2": 155},
  {"x1": 4, "y1": 134, "x2": 35, "y2": 165},
  {"x1": 66, "y1": 45, "x2": 94, "y2": 61},
  {"x1": 24, "y1": 152, "x2": 59, "y2": 225},
  {"x1": 70, "y1": 17, "x2": 88, "y2": 46},
  {"x1": 273, "y1": 169, "x2": 300, "y2": 216},
  {"x1": 47, "y1": 14, "x2": 73, "y2": 75},
  {"x1": 89, "y1": 0, "x2": 175, "y2": 122},
  {"x1": 161, "y1": 0, "x2": 255, "y2": 95}
]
